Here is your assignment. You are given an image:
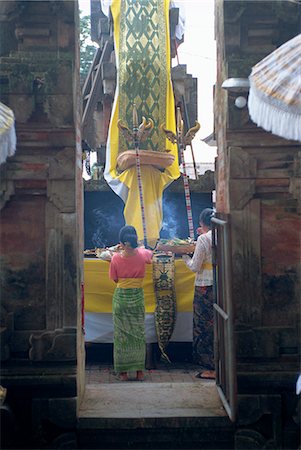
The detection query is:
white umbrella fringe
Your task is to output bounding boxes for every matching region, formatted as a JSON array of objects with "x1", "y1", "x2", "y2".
[
  {"x1": 248, "y1": 87, "x2": 301, "y2": 142},
  {"x1": 0, "y1": 102, "x2": 17, "y2": 165},
  {"x1": 248, "y1": 33, "x2": 301, "y2": 142}
]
